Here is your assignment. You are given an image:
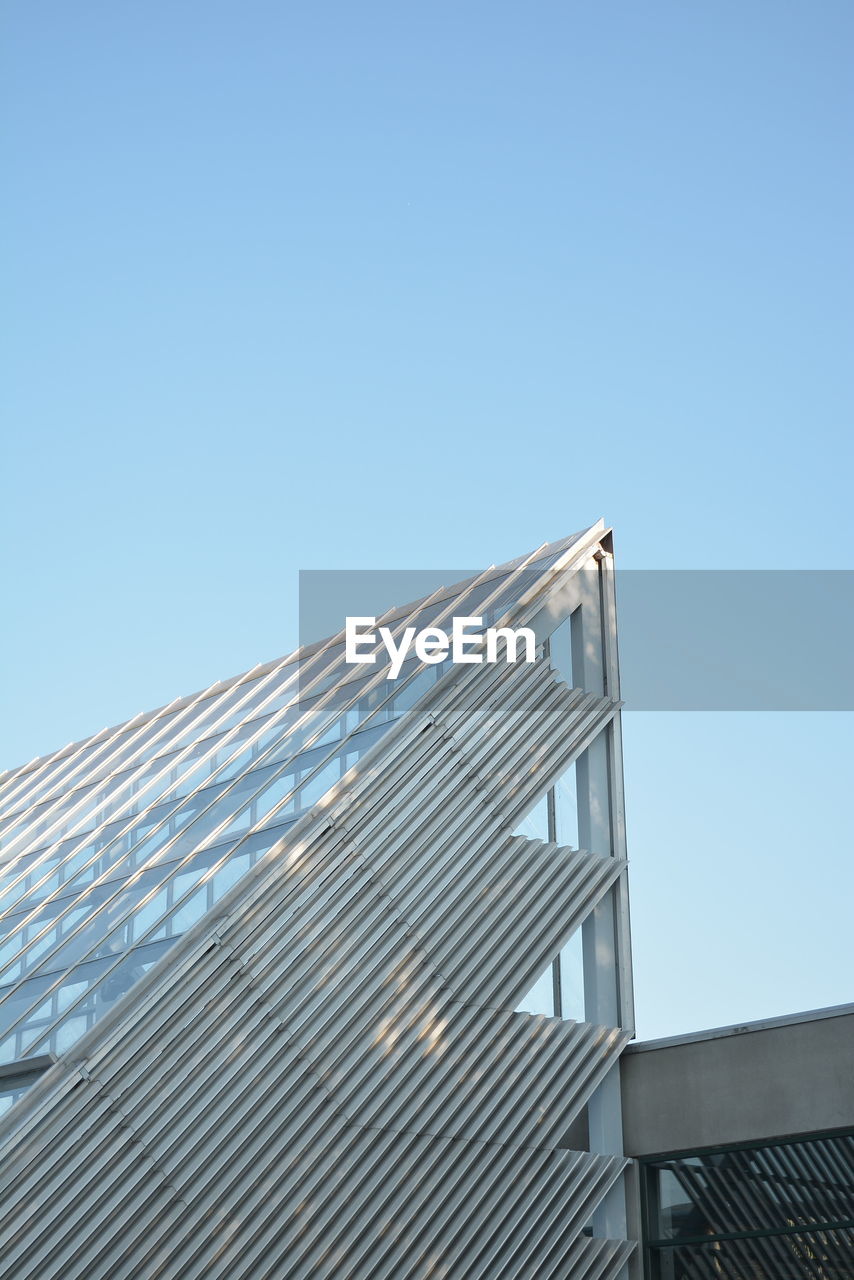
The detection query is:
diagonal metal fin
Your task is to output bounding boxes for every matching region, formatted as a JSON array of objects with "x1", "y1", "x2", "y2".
[{"x1": 0, "y1": 653, "x2": 634, "y2": 1279}]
